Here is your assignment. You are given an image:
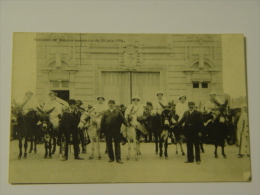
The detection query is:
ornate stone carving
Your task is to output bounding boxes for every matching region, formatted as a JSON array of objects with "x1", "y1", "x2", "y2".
[{"x1": 121, "y1": 45, "x2": 141, "y2": 69}]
